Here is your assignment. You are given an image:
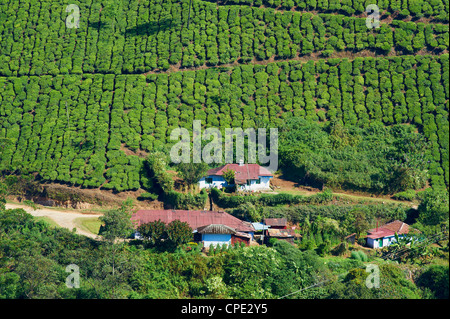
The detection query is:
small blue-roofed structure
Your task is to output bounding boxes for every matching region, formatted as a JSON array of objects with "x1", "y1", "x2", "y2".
[{"x1": 252, "y1": 222, "x2": 270, "y2": 232}]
